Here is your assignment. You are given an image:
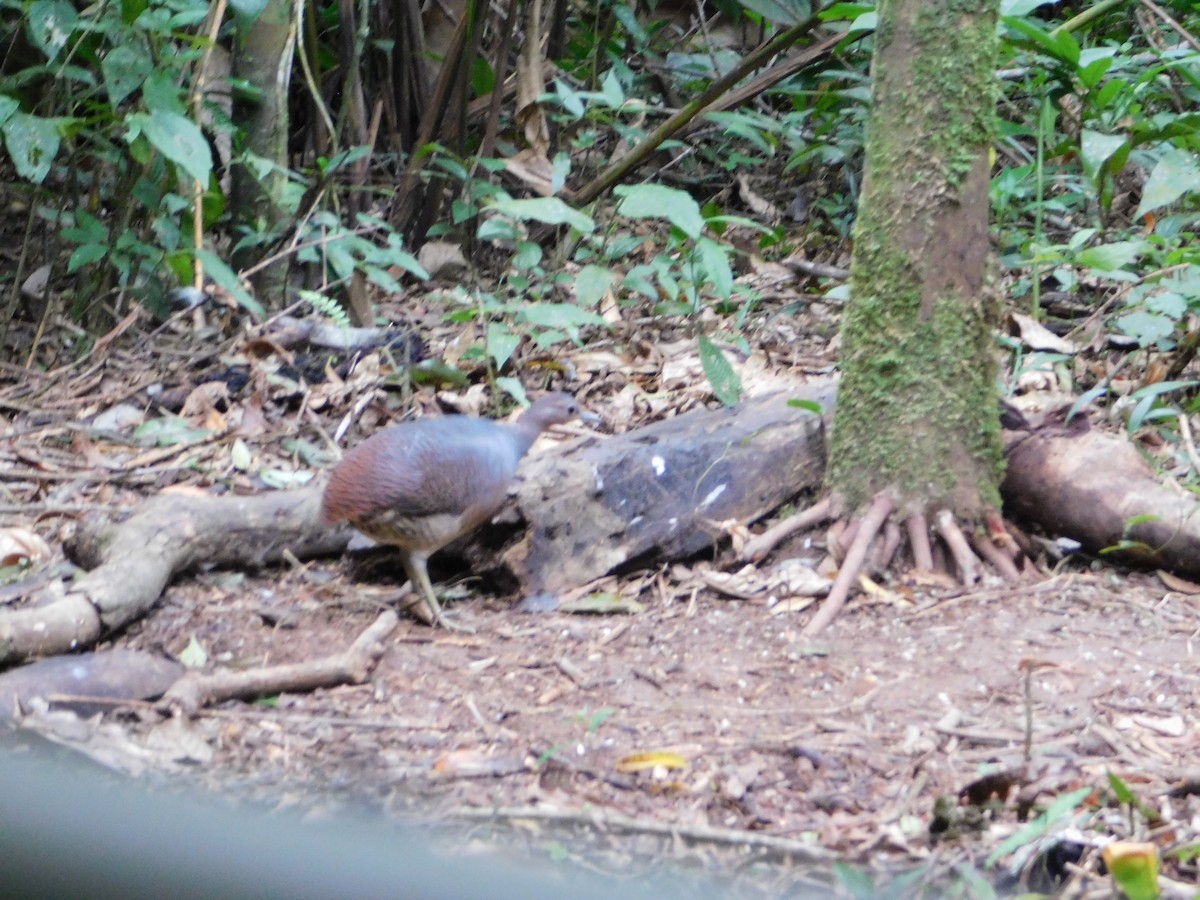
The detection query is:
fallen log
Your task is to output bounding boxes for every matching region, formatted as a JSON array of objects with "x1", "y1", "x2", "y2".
[
  {"x1": 1002, "y1": 419, "x2": 1200, "y2": 577},
  {"x1": 493, "y1": 389, "x2": 831, "y2": 594},
  {"x1": 0, "y1": 488, "x2": 348, "y2": 667}
]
